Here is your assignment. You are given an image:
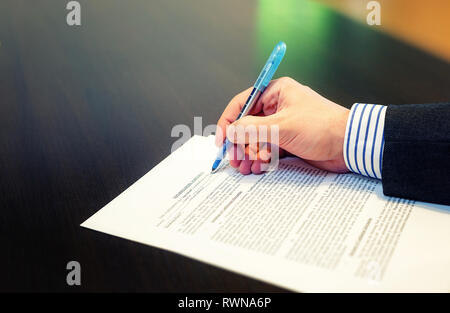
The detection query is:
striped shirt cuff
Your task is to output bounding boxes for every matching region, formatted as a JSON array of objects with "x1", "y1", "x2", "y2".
[{"x1": 343, "y1": 103, "x2": 387, "y2": 179}]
